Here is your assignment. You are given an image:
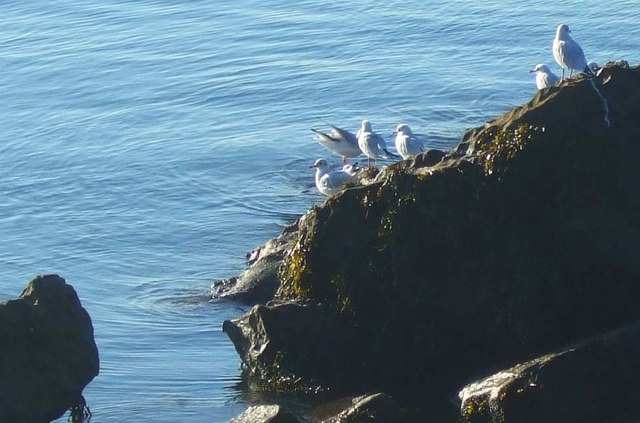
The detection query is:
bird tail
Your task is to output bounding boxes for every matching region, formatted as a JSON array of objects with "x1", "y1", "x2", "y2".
[{"x1": 382, "y1": 148, "x2": 399, "y2": 159}]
